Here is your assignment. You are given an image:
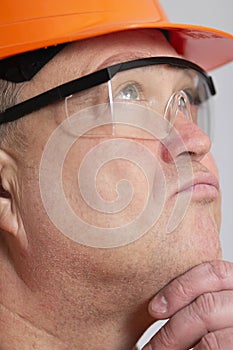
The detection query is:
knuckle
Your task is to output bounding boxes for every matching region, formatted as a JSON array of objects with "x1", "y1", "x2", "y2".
[
  {"x1": 170, "y1": 277, "x2": 192, "y2": 301},
  {"x1": 154, "y1": 322, "x2": 179, "y2": 348},
  {"x1": 197, "y1": 332, "x2": 220, "y2": 350},
  {"x1": 192, "y1": 292, "x2": 217, "y2": 323},
  {"x1": 208, "y1": 260, "x2": 232, "y2": 282}
]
